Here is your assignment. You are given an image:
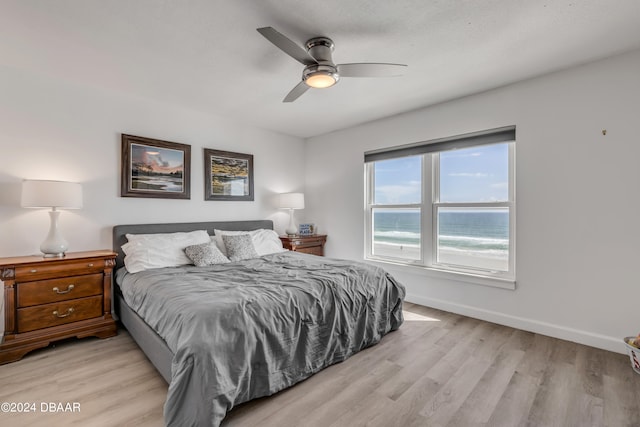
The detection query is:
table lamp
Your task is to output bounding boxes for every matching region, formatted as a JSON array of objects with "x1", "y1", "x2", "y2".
[
  {"x1": 278, "y1": 192, "x2": 304, "y2": 236},
  {"x1": 21, "y1": 180, "x2": 83, "y2": 257}
]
